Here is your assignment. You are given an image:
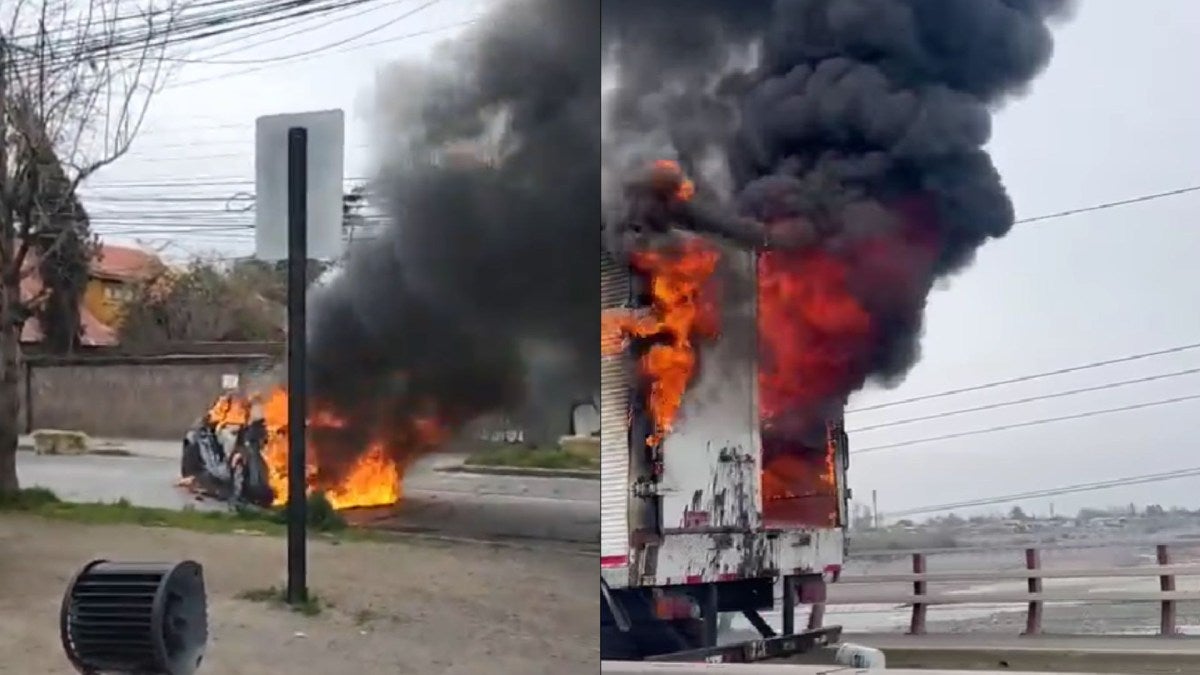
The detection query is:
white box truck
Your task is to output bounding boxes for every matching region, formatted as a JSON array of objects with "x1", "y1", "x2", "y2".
[{"x1": 600, "y1": 240, "x2": 852, "y2": 663}]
